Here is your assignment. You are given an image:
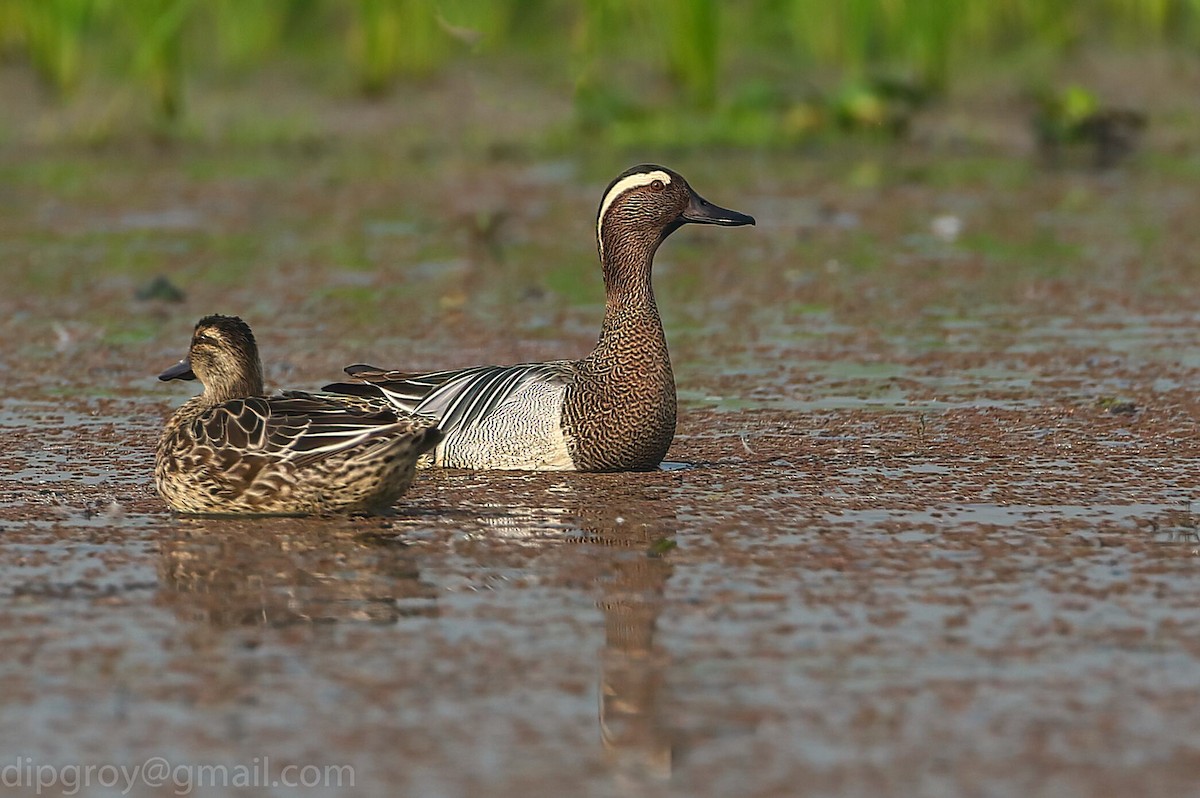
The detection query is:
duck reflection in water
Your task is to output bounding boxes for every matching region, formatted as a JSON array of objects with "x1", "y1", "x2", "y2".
[
  {"x1": 157, "y1": 518, "x2": 437, "y2": 627},
  {"x1": 563, "y1": 484, "x2": 678, "y2": 782},
  {"x1": 392, "y1": 477, "x2": 680, "y2": 780},
  {"x1": 596, "y1": 538, "x2": 674, "y2": 781},
  {"x1": 156, "y1": 479, "x2": 679, "y2": 782}
]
